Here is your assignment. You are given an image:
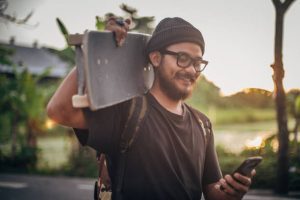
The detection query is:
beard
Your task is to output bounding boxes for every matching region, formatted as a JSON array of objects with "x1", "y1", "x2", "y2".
[{"x1": 156, "y1": 65, "x2": 198, "y2": 101}]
